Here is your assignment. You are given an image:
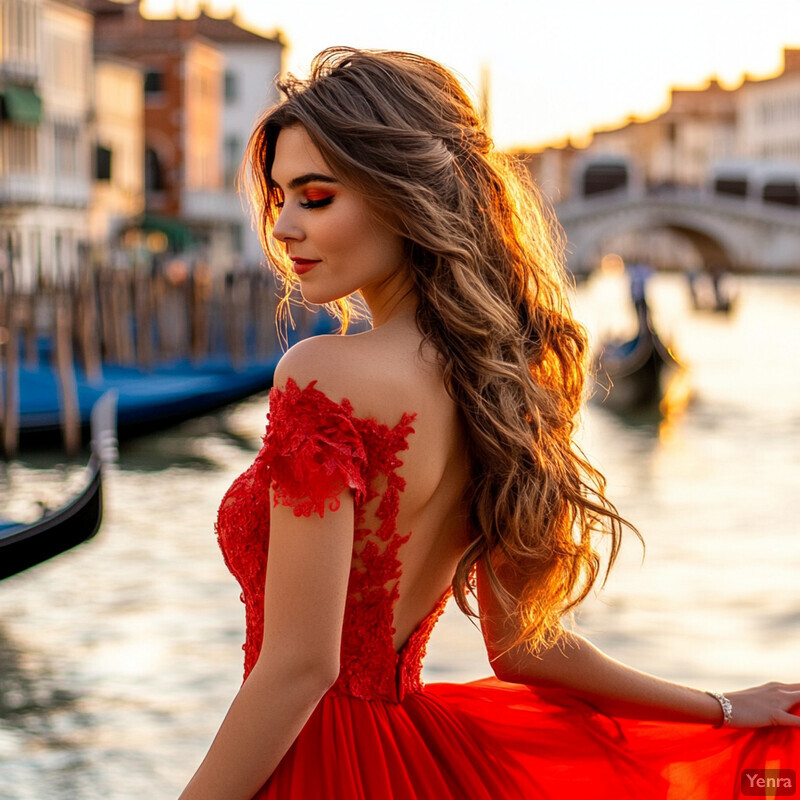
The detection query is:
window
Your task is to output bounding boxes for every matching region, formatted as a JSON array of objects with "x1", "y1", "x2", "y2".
[
  {"x1": 144, "y1": 70, "x2": 164, "y2": 95},
  {"x1": 763, "y1": 181, "x2": 800, "y2": 207},
  {"x1": 582, "y1": 161, "x2": 629, "y2": 196},
  {"x1": 714, "y1": 177, "x2": 747, "y2": 198},
  {"x1": 95, "y1": 144, "x2": 112, "y2": 181},
  {"x1": 145, "y1": 146, "x2": 166, "y2": 191},
  {"x1": 0, "y1": 124, "x2": 38, "y2": 175},
  {"x1": 52, "y1": 34, "x2": 84, "y2": 93},
  {"x1": 231, "y1": 222, "x2": 243, "y2": 254},
  {"x1": 224, "y1": 71, "x2": 238, "y2": 103},
  {"x1": 224, "y1": 135, "x2": 240, "y2": 187},
  {"x1": 666, "y1": 122, "x2": 677, "y2": 144}
]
